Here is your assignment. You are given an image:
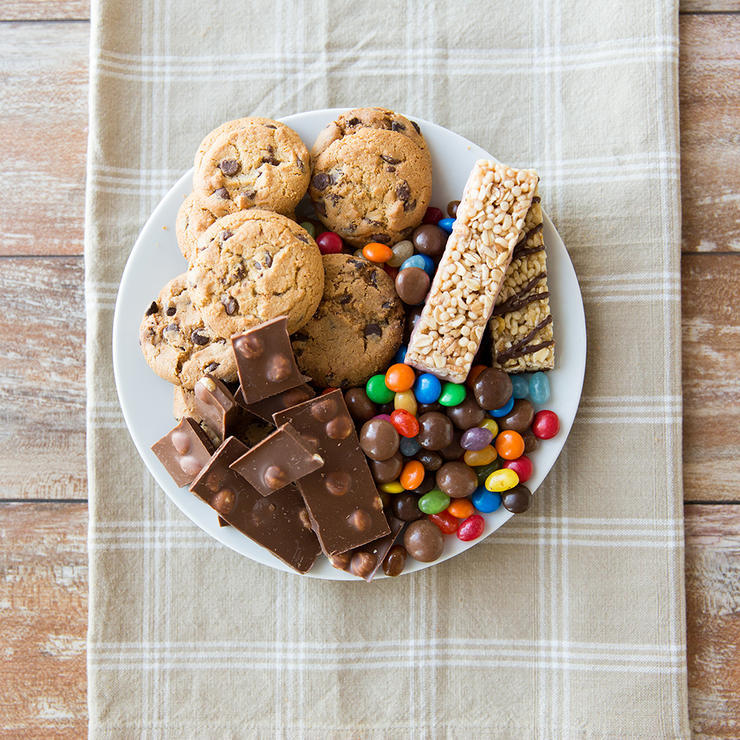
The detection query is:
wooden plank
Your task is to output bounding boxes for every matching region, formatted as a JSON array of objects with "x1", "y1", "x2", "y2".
[
  {"x1": 682, "y1": 254, "x2": 740, "y2": 501},
  {"x1": 681, "y1": 1, "x2": 740, "y2": 12},
  {"x1": 680, "y1": 14, "x2": 740, "y2": 253},
  {"x1": 0, "y1": 22, "x2": 88, "y2": 256},
  {"x1": 0, "y1": 1, "x2": 89, "y2": 22},
  {"x1": 0, "y1": 257, "x2": 86, "y2": 500},
  {"x1": 686, "y1": 504, "x2": 740, "y2": 739},
  {"x1": 0, "y1": 503, "x2": 87, "y2": 737}
]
